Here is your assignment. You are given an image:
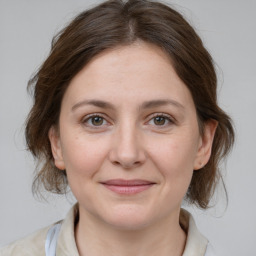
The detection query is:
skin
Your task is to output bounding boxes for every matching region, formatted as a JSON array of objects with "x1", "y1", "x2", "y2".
[{"x1": 49, "y1": 41, "x2": 217, "y2": 256}]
